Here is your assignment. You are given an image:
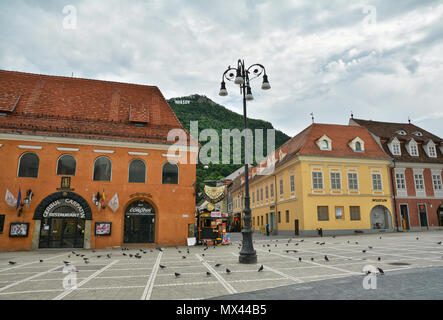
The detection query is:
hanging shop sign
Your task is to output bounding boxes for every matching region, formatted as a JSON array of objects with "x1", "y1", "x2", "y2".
[
  {"x1": 125, "y1": 200, "x2": 155, "y2": 216},
  {"x1": 203, "y1": 185, "x2": 226, "y2": 204},
  {"x1": 42, "y1": 198, "x2": 86, "y2": 219}
]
